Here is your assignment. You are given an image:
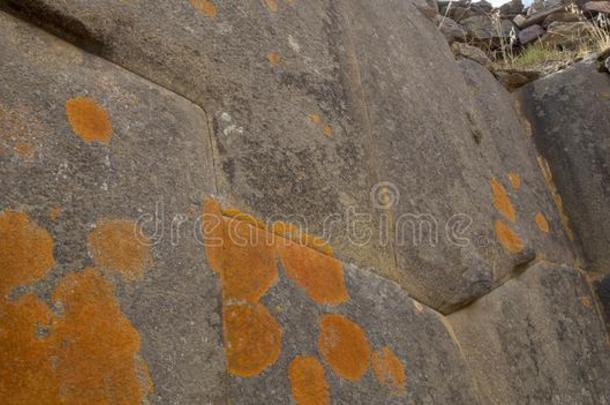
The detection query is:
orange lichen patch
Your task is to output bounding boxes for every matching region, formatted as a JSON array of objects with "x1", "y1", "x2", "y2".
[
  {"x1": 490, "y1": 177, "x2": 516, "y2": 223},
  {"x1": 0, "y1": 103, "x2": 46, "y2": 161},
  {"x1": 189, "y1": 0, "x2": 218, "y2": 17},
  {"x1": 271, "y1": 221, "x2": 333, "y2": 256},
  {"x1": 535, "y1": 212, "x2": 550, "y2": 234},
  {"x1": 52, "y1": 269, "x2": 152, "y2": 403},
  {"x1": 263, "y1": 0, "x2": 278, "y2": 12},
  {"x1": 0, "y1": 210, "x2": 54, "y2": 296},
  {"x1": 203, "y1": 201, "x2": 278, "y2": 302},
  {"x1": 223, "y1": 302, "x2": 282, "y2": 377},
  {"x1": 220, "y1": 206, "x2": 332, "y2": 256},
  {"x1": 221, "y1": 218, "x2": 278, "y2": 303},
  {"x1": 222, "y1": 207, "x2": 268, "y2": 230},
  {"x1": 308, "y1": 114, "x2": 334, "y2": 139},
  {"x1": 318, "y1": 314, "x2": 370, "y2": 381},
  {"x1": 507, "y1": 172, "x2": 521, "y2": 190},
  {"x1": 0, "y1": 294, "x2": 59, "y2": 402},
  {"x1": 537, "y1": 155, "x2": 574, "y2": 240},
  {"x1": 322, "y1": 125, "x2": 332, "y2": 137},
  {"x1": 580, "y1": 296, "x2": 592, "y2": 307},
  {"x1": 14, "y1": 142, "x2": 34, "y2": 160},
  {"x1": 65, "y1": 97, "x2": 113, "y2": 144},
  {"x1": 267, "y1": 51, "x2": 281, "y2": 66},
  {"x1": 278, "y1": 239, "x2": 349, "y2": 305},
  {"x1": 372, "y1": 347, "x2": 406, "y2": 393},
  {"x1": 49, "y1": 206, "x2": 62, "y2": 222},
  {"x1": 289, "y1": 356, "x2": 330, "y2": 405},
  {"x1": 308, "y1": 114, "x2": 321, "y2": 125},
  {"x1": 88, "y1": 219, "x2": 152, "y2": 282},
  {"x1": 495, "y1": 219, "x2": 524, "y2": 254},
  {"x1": 203, "y1": 199, "x2": 226, "y2": 273}
]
